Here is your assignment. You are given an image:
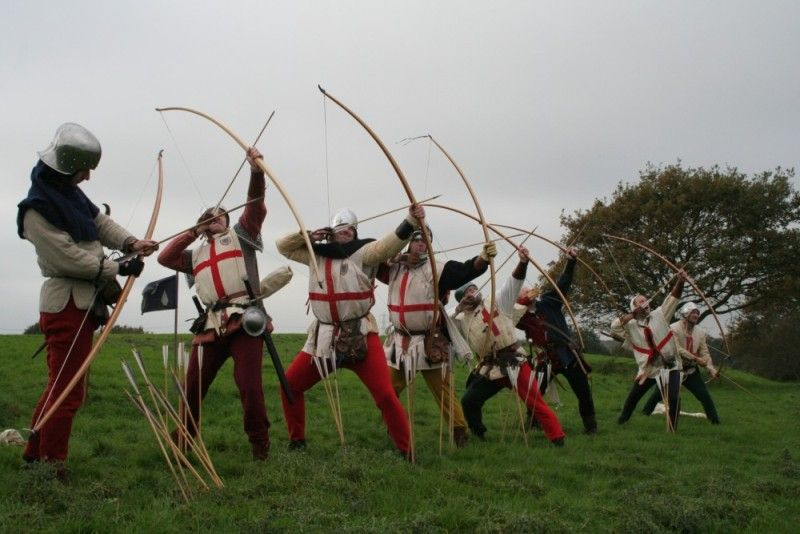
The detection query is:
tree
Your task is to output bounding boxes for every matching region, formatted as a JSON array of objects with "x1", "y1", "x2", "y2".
[
  {"x1": 23, "y1": 323, "x2": 145, "y2": 334},
  {"x1": 559, "y1": 163, "x2": 800, "y2": 337},
  {"x1": 110, "y1": 325, "x2": 145, "y2": 334},
  {"x1": 728, "y1": 276, "x2": 800, "y2": 381},
  {"x1": 23, "y1": 322, "x2": 41, "y2": 335}
]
